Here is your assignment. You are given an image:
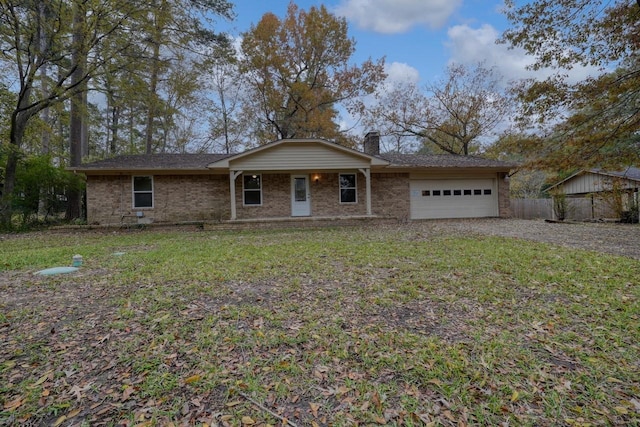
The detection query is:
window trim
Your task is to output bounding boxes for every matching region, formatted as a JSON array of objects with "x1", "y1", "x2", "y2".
[
  {"x1": 339, "y1": 173, "x2": 357, "y2": 204},
  {"x1": 132, "y1": 176, "x2": 154, "y2": 209},
  {"x1": 243, "y1": 173, "x2": 262, "y2": 206}
]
